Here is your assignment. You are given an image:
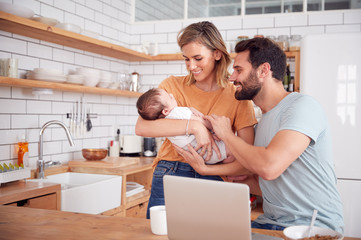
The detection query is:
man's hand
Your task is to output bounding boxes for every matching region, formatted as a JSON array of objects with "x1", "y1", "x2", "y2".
[
  {"x1": 205, "y1": 114, "x2": 233, "y2": 141},
  {"x1": 191, "y1": 120, "x2": 221, "y2": 161},
  {"x1": 173, "y1": 144, "x2": 208, "y2": 175}
]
